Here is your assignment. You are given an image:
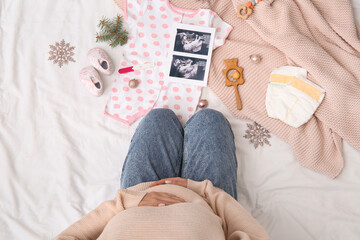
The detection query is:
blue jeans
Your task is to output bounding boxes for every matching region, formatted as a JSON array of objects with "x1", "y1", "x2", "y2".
[{"x1": 120, "y1": 108, "x2": 238, "y2": 200}]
